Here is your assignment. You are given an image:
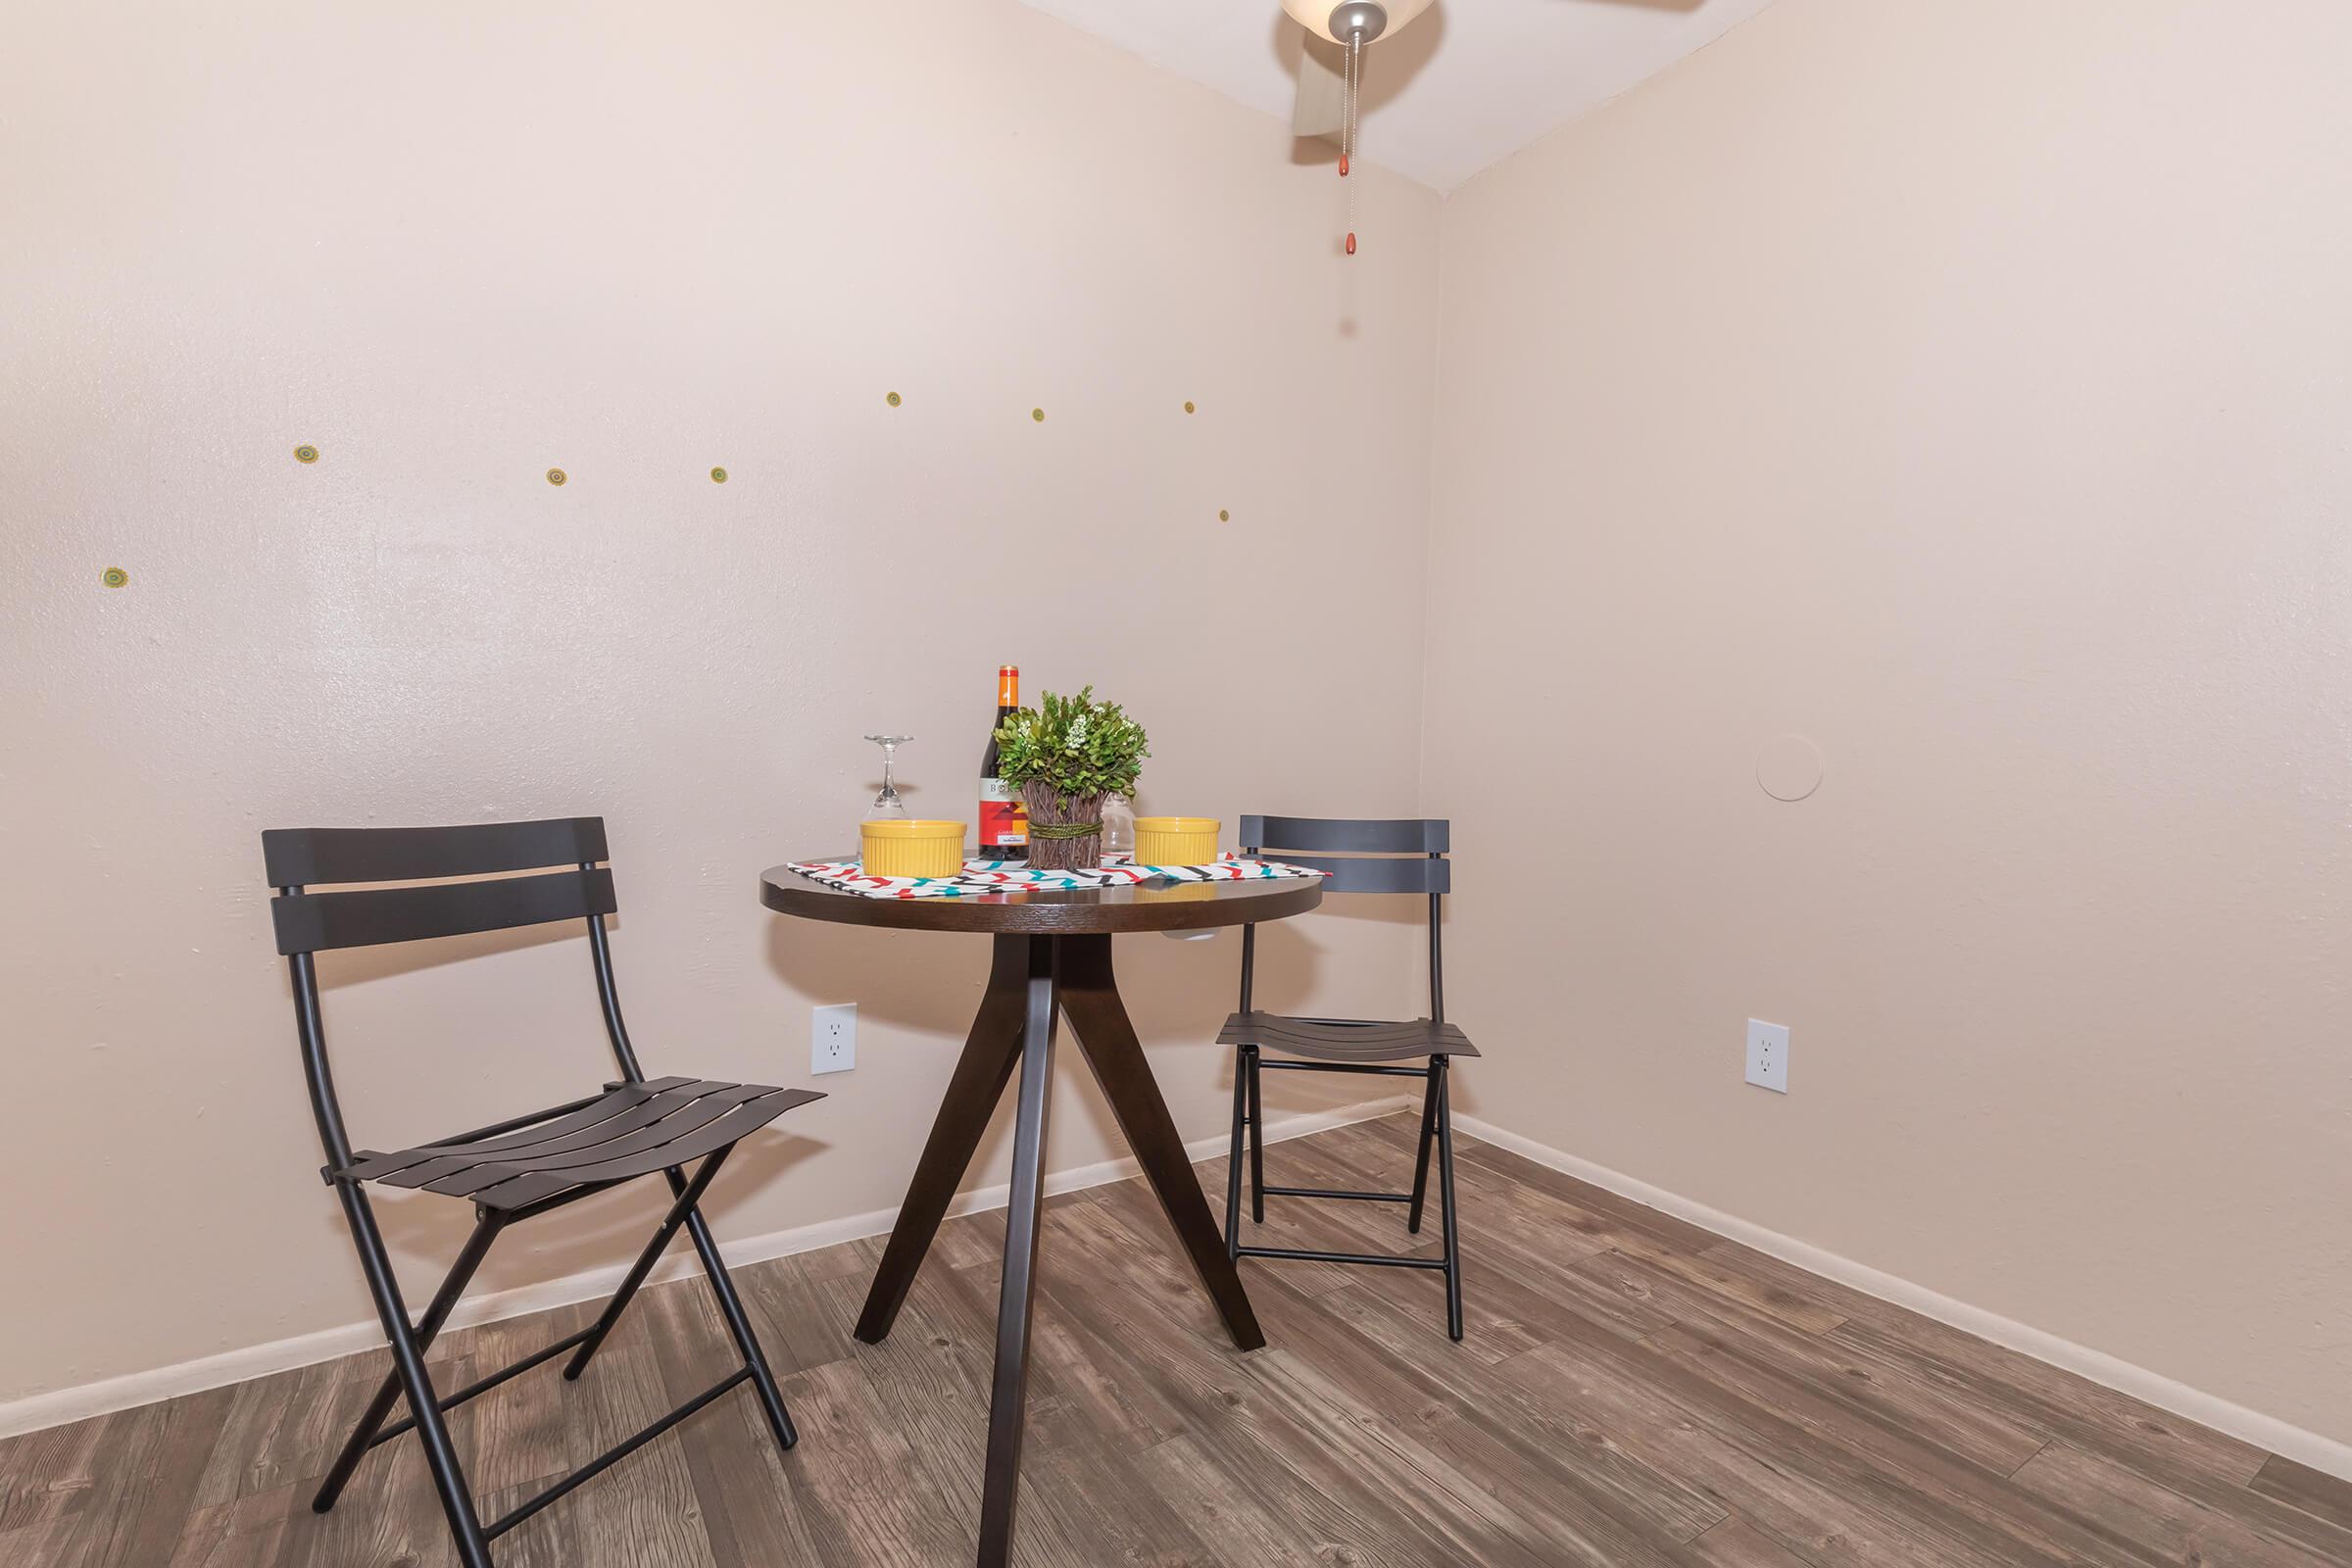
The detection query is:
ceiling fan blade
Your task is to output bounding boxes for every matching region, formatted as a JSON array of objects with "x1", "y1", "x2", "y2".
[{"x1": 1293, "y1": 37, "x2": 1346, "y2": 142}]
